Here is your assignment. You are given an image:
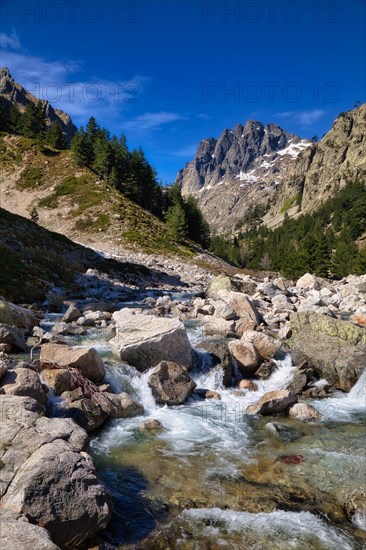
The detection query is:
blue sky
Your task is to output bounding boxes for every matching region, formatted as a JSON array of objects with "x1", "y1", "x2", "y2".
[{"x1": 0, "y1": 0, "x2": 365, "y2": 183}]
